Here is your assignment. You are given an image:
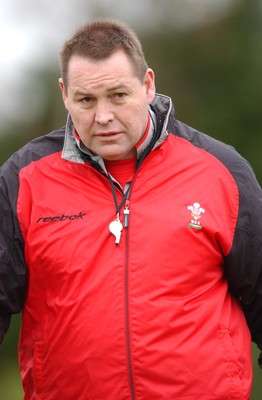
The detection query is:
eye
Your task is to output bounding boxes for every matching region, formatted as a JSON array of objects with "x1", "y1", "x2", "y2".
[
  {"x1": 81, "y1": 97, "x2": 93, "y2": 103},
  {"x1": 79, "y1": 96, "x2": 95, "y2": 108},
  {"x1": 116, "y1": 92, "x2": 126, "y2": 98},
  {"x1": 112, "y1": 92, "x2": 127, "y2": 101}
]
